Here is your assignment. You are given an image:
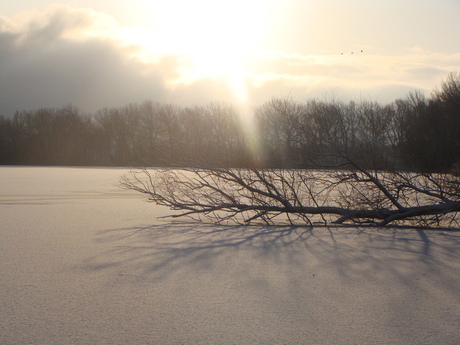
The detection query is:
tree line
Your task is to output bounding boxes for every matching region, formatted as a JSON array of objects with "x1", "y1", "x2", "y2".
[{"x1": 1, "y1": 73, "x2": 459, "y2": 173}]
